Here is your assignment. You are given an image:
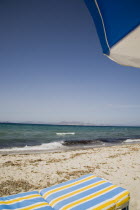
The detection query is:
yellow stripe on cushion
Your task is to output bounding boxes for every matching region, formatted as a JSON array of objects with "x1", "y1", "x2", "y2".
[
  {"x1": 113, "y1": 190, "x2": 129, "y2": 202},
  {"x1": 19, "y1": 202, "x2": 49, "y2": 210},
  {"x1": 61, "y1": 185, "x2": 117, "y2": 210},
  {"x1": 43, "y1": 175, "x2": 96, "y2": 199},
  {"x1": 114, "y1": 191, "x2": 130, "y2": 203},
  {"x1": 50, "y1": 180, "x2": 106, "y2": 206},
  {"x1": 89, "y1": 199, "x2": 115, "y2": 210},
  {"x1": 0, "y1": 194, "x2": 40, "y2": 205},
  {"x1": 116, "y1": 195, "x2": 130, "y2": 208}
]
